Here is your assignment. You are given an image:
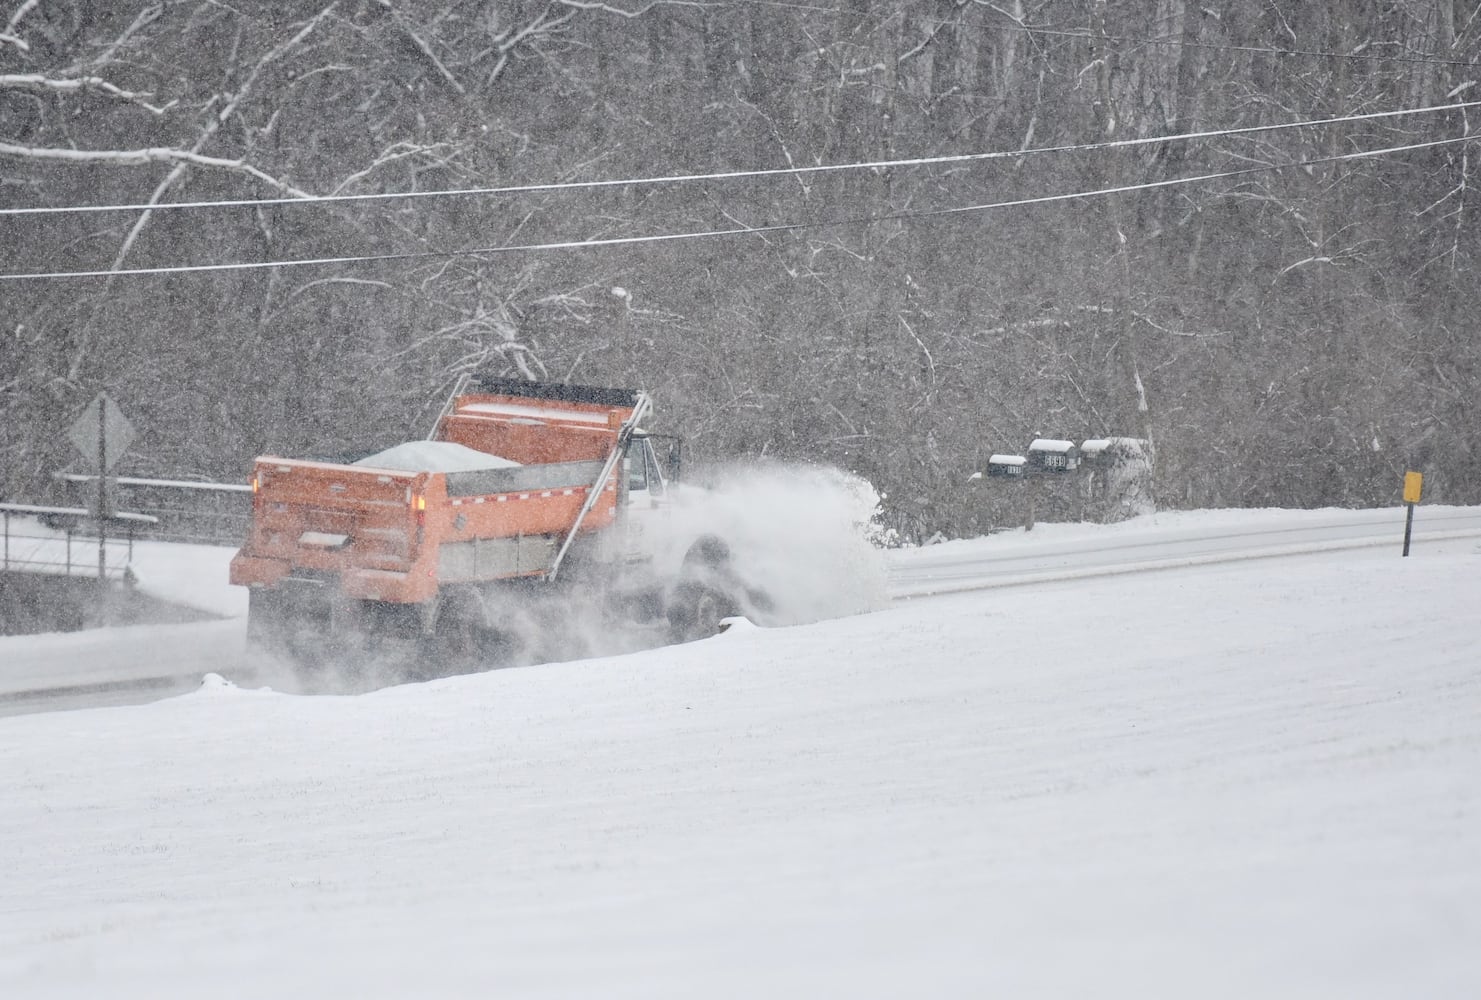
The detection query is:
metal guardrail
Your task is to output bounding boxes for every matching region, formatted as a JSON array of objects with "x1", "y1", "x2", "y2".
[
  {"x1": 0, "y1": 504, "x2": 157, "y2": 580},
  {"x1": 54, "y1": 474, "x2": 251, "y2": 546},
  {"x1": 54, "y1": 473, "x2": 252, "y2": 494}
]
